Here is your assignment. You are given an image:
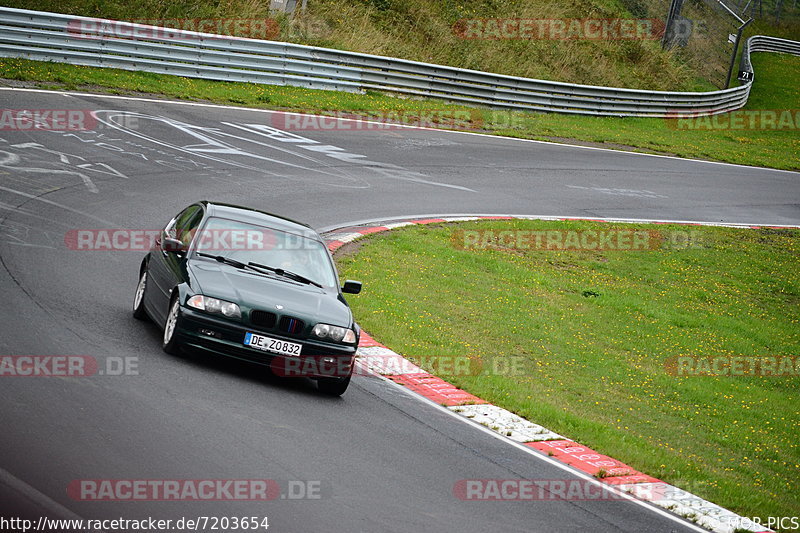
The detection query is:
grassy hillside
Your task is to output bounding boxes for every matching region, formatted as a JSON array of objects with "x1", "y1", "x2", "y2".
[{"x1": 0, "y1": 0, "x2": 735, "y2": 91}]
